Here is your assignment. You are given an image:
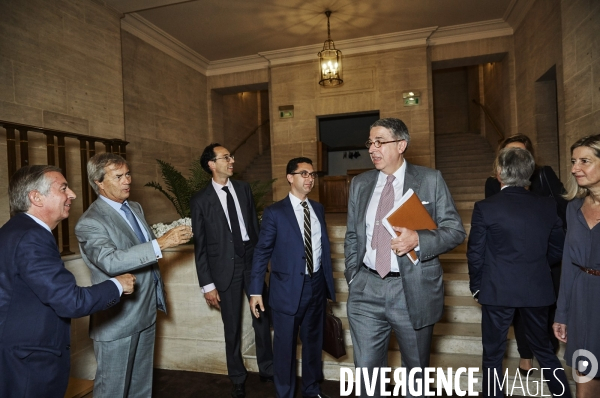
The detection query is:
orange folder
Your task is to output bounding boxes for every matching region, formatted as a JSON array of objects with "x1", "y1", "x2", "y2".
[{"x1": 382, "y1": 189, "x2": 437, "y2": 263}]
